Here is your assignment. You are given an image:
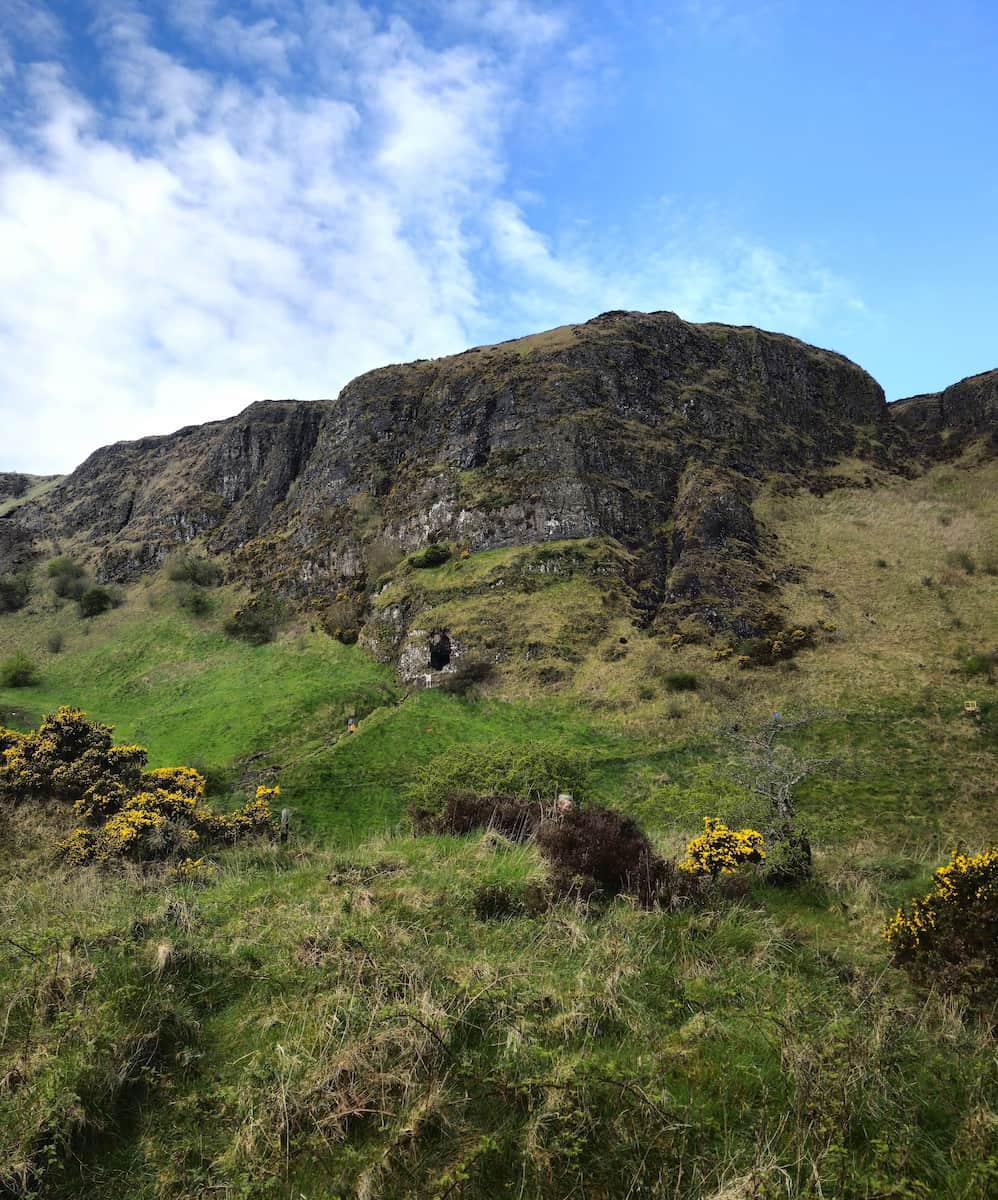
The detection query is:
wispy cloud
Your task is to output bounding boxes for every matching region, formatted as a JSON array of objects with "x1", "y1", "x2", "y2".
[{"x1": 0, "y1": 1, "x2": 861, "y2": 472}]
